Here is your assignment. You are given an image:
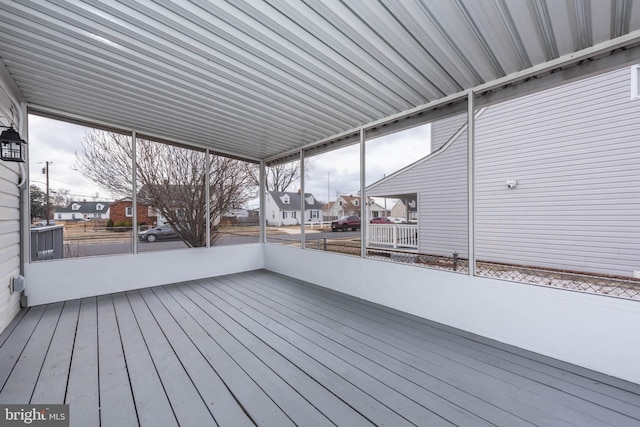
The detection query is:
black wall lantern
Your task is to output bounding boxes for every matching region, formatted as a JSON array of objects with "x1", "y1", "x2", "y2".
[{"x1": 0, "y1": 125, "x2": 26, "y2": 162}]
